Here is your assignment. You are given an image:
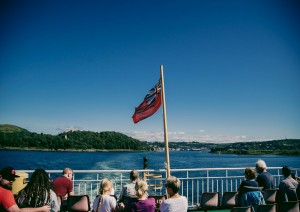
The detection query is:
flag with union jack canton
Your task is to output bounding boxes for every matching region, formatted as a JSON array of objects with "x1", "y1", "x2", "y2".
[{"x1": 132, "y1": 79, "x2": 162, "y2": 123}]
